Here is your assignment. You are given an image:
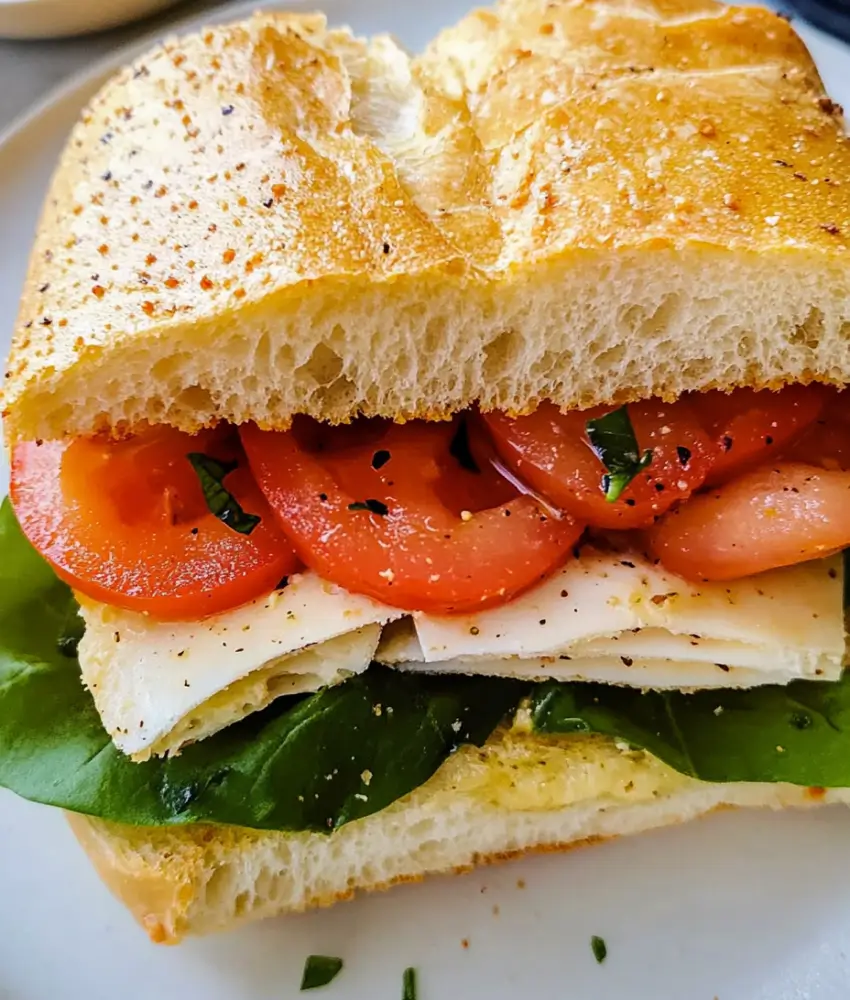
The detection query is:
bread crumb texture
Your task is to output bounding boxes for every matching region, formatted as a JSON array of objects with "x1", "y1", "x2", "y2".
[
  {"x1": 68, "y1": 731, "x2": 850, "y2": 943},
  {"x1": 4, "y1": 0, "x2": 850, "y2": 441}
]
